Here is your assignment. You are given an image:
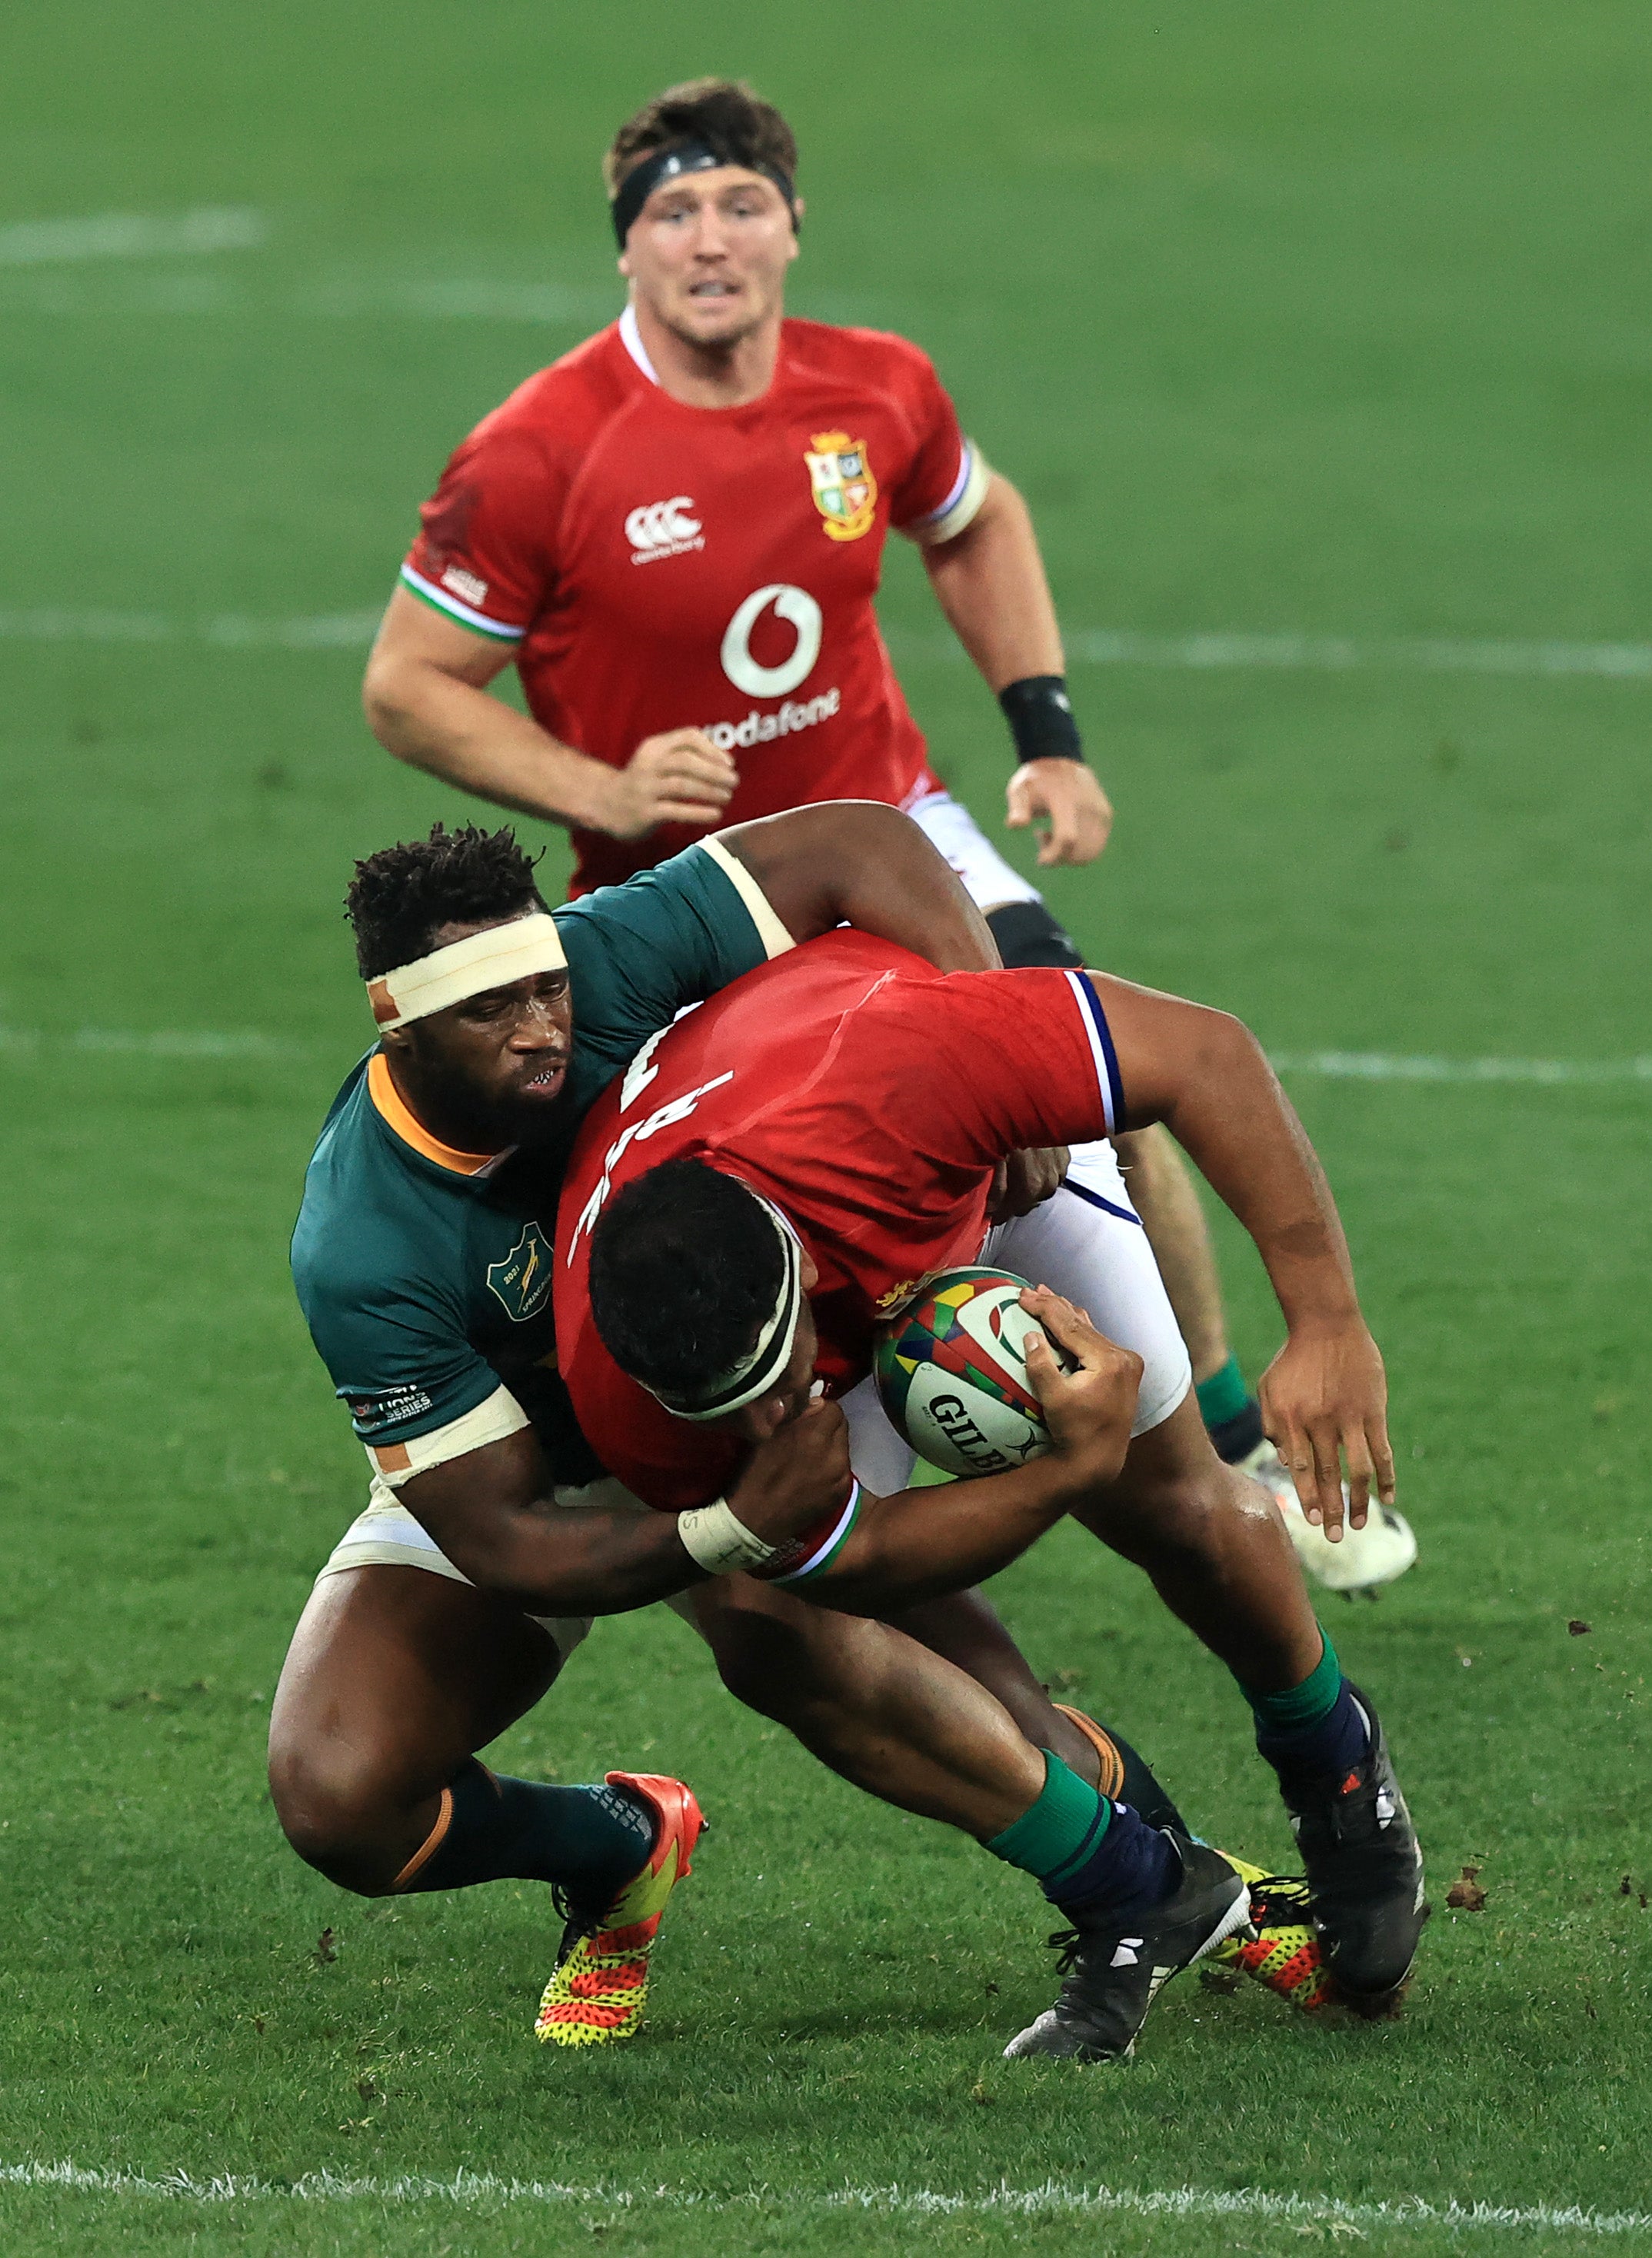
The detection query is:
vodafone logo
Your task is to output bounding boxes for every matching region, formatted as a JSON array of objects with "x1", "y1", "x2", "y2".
[
  {"x1": 625, "y1": 495, "x2": 704, "y2": 564},
  {"x1": 720, "y1": 583, "x2": 823, "y2": 698}
]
